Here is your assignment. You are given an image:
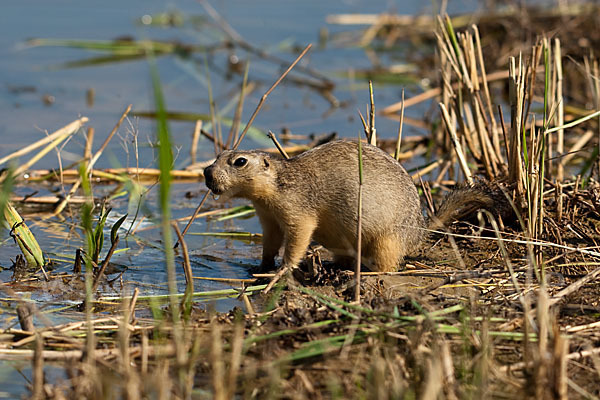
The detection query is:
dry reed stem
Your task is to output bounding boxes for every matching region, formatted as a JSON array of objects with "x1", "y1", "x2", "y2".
[
  {"x1": 554, "y1": 39, "x2": 564, "y2": 181},
  {"x1": 171, "y1": 222, "x2": 193, "y2": 297},
  {"x1": 0, "y1": 343, "x2": 178, "y2": 362},
  {"x1": 411, "y1": 159, "x2": 446, "y2": 180},
  {"x1": 473, "y1": 25, "x2": 502, "y2": 160},
  {"x1": 535, "y1": 286, "x2": 549, "y2": 399},
  {"x1": 32, "y1": 333, "x2": 44, "y2": 399},
  {"x1": 27, "y1": 167, "x2": 203, "y2": 182},
  {"x1": 394, "y1": 89, "x2": 405, "y2": 161},
  {"x1": 129, "y1": 288, "x2": 139, "y2": 324},
  {"x1": 5, "y1": 118, "x2": 88, "y2": 183},
  {"x1": 439, "y1": 103, "x2": 473, "y2": 184},
  {"x1": 16, "y1": 303, "x2": 35, "y2": 332},
  {"x1": 0, "y1": 117, "x2": 88, "y2": 168},
  {"x1": 382, "y1": 69, "x2": 512, "y2": 115},
  {"x1": 91, "y1": 236, "x2": 120, "y2": 293},
  {"x1": 84, "y1": 126, "x2": 94, "y2": 161},
  {"x1": 233, "y1": 44, "x2": 312, "y2": 149},
  {"x1": 175, "y1": 191, "x2": 211, "y2": 246},
  {"x1": 553, "y1": 329, "x2": 569, "y2": 400},
  {"x1": 89, "y1": 105, "x2": 132, "y2": 170},
  {"x1": 508, "y1": 56, "x2": 525, "y2": 194},
  {"x1": 565, "y1": 320, "x2": 600, "y2": 333},
  {"x1": 267, "y1": 131, "x2": 290, "y2": 159},
  {"x1": 262, "y1": 264, "x2": 289, "y2": 294},
  {"x1": 500, "y1": 347, "x2": 600, "y2": 374},
  {"x1": 227, "y1": 322, "x2": 244, "y2": 398},
  {"x1": 368, "y1": 80, "x2": 376, "y2": 145},
  {"x1": 190, "y1": 120, "x2": 202, "y2": 164},
  {"x1": 210, "y1": 317, "x2": 226, "y2": 400}
]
